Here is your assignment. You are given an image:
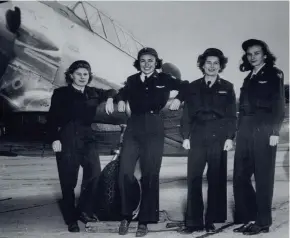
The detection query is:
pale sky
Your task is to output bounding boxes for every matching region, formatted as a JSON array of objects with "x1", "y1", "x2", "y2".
[{"x1": 92, "y1": 1, "x2": 289, "y2": 96}]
